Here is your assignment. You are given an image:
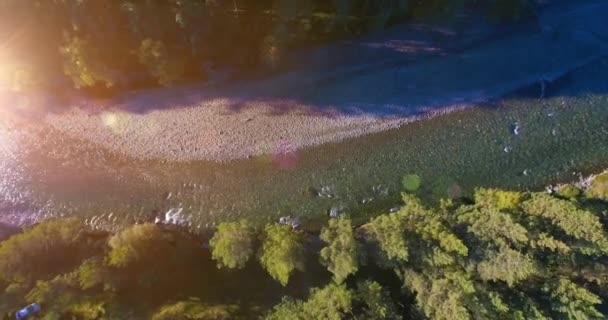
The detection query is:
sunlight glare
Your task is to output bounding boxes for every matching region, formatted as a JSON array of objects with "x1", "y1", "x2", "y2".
[{"x1": 101, "y1": 112, "x2": 128, "y2": 135}]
